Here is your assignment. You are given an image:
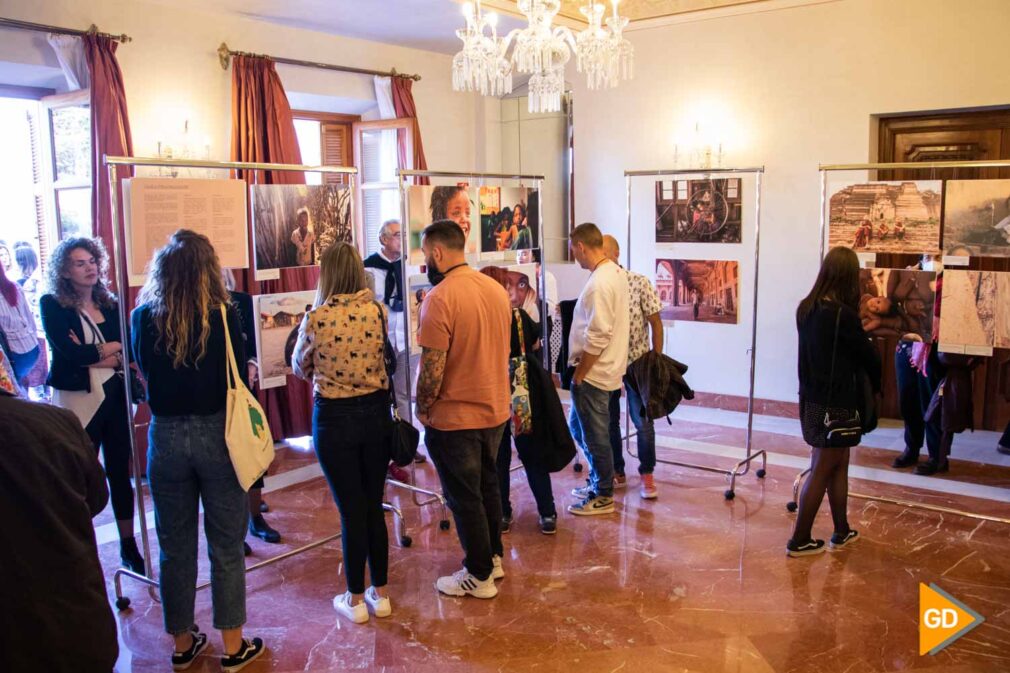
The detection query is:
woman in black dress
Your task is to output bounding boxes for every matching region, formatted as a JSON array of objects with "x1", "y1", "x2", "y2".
[{"x1": 791, "y1": 246, "x2": 881, "y2": 557}]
